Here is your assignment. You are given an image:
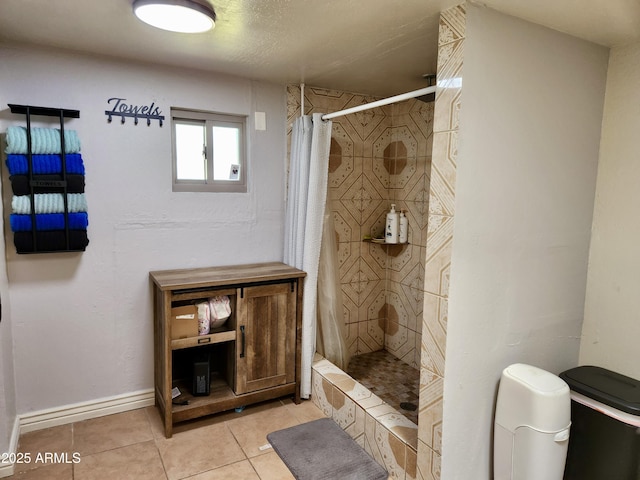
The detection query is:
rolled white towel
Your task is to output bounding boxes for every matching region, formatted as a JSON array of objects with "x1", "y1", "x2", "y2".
[
  {"x1": 12, "y1": 193, "x2": 88, "y2": 214},
  {"x1": 5, "y1": 126, "x2": 81, "y2": 154}
]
